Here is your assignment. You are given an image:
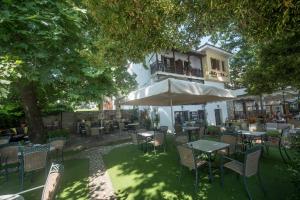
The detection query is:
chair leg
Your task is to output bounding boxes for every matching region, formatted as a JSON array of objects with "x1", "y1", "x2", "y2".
[
  {"x1": 243, "y1": 177, "x2": 252, "y2": 200},
  {"x1": 220, "y1": 160, "x2": 224, "y2": 187},
  {"x1": 195, "y1": 169, "x2": 199, "y2": 191},
  {"x1": 178, "y1": 165, "x2": 183, "y2": 183},
  {"x1": 19, "y1": 169, "x2": 24, "y2": 191},
  {"x1": 257, "y1": 172, "x2": 266, "y2": 196},
  {"x1": 4, "y1": 165, "x2": 8, "y2": 182}
]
